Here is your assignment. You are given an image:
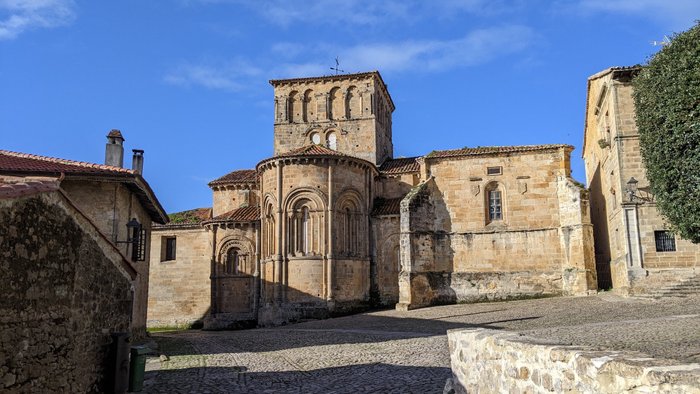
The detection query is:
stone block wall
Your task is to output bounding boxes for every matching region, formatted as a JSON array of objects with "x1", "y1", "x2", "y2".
[
  {"x1": 448, "y1": 328, "x2": 700, "y2": 393},
  {"x1": 147, "y1": 227, "x2": 212, "y2": 328},
  {"x1": 61, "y1": 179, "x2": 153, "y2": 337},
  {"x1": 371, "y1": 216, "x2": 400, "y2": 306},
  {"x1": 1, "y1": 192, "x2": 133, "y2": 393}
]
